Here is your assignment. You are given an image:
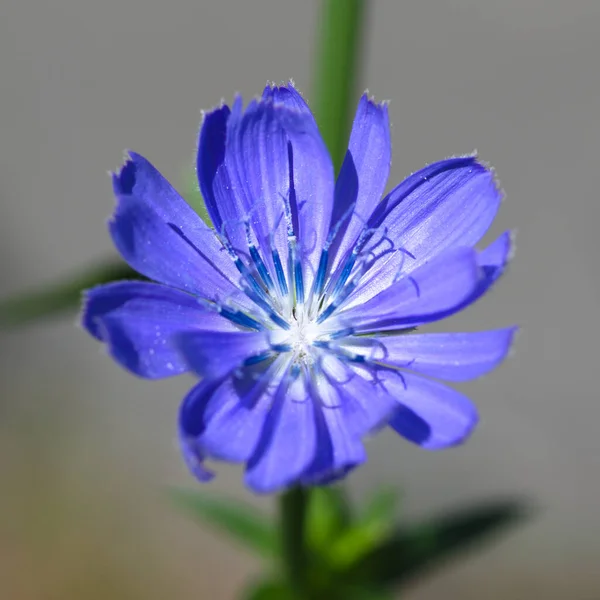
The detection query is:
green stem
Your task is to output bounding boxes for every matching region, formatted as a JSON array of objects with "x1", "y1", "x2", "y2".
[
  {"x1": 280, "y1": 486, "x2": 309, "y2": 596},
  {"x1": 312, "y1": 0, "x2": 367, "y2": 174}
]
